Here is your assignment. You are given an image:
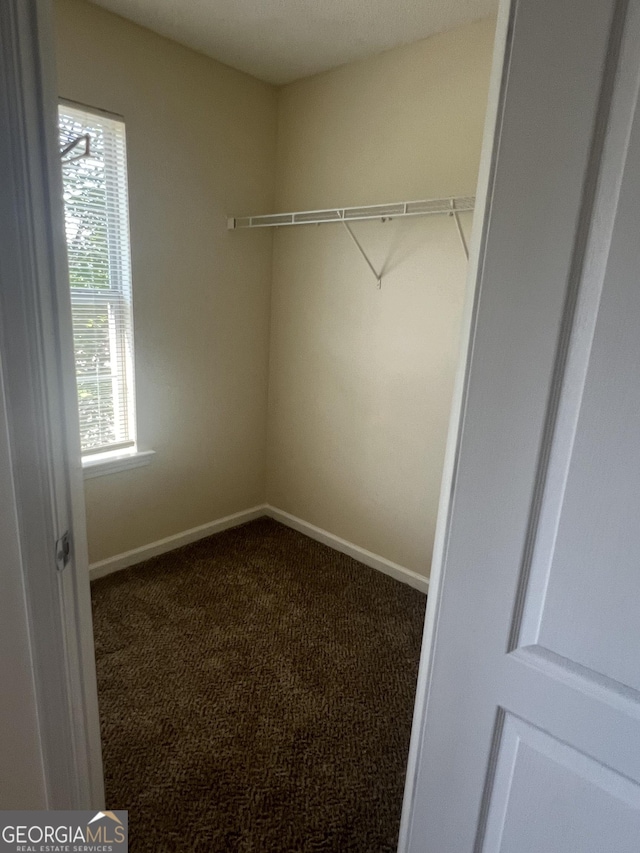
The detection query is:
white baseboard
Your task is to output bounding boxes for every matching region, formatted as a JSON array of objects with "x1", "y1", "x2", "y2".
[
  {"x1": 264, "y1": 505, "x2": 429, "y2": 594},
  {"x1": 89, "y1": 502, "x2": 429, "y2": 594},
  {"x1": 89, "y1": 505, "x2": 268, "y2": 580}
]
